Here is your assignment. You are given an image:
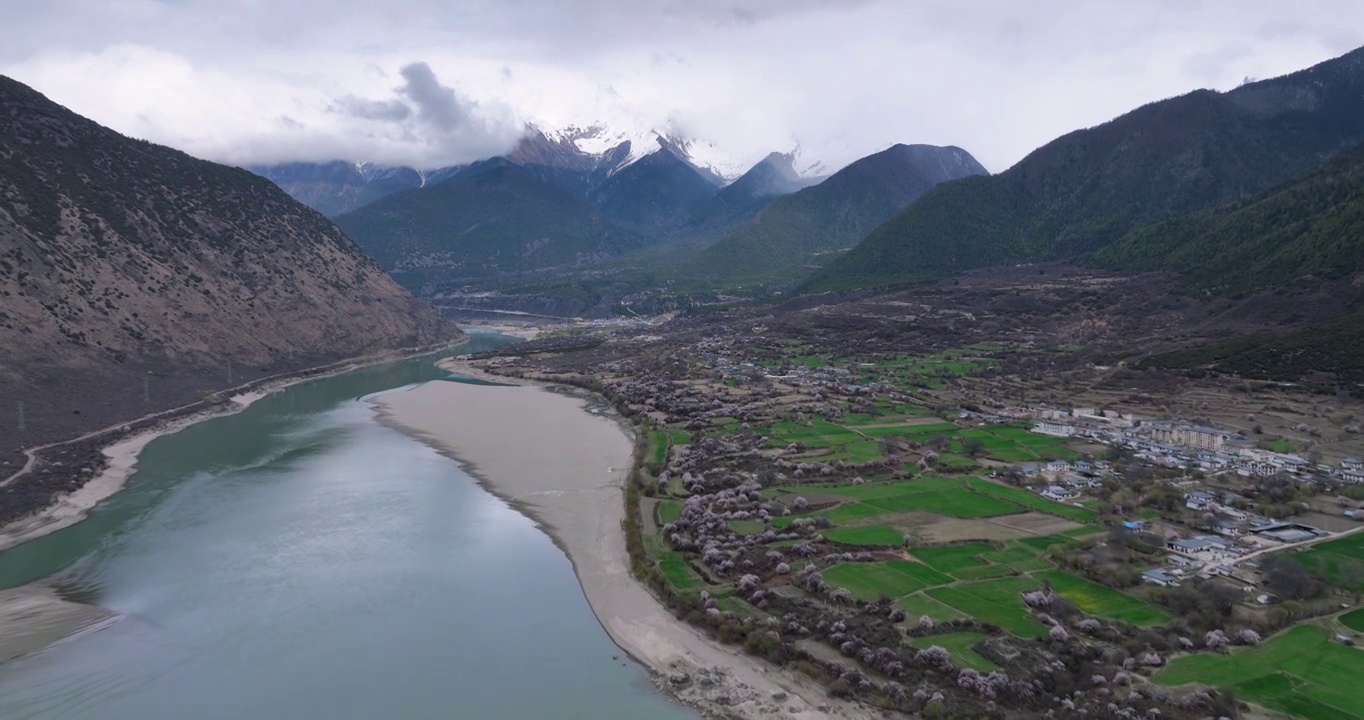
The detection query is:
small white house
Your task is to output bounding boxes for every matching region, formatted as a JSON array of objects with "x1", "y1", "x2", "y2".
[
  {"x1": 1042, "y1": 485, "x2": 1075, "y2": 501},
  {"x1": 1142, "y1": 569, "x2": 1180, "y2": 587},
  {"x1": 1185, "y1": 490, "x2": 1216, "y2": 511}
]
